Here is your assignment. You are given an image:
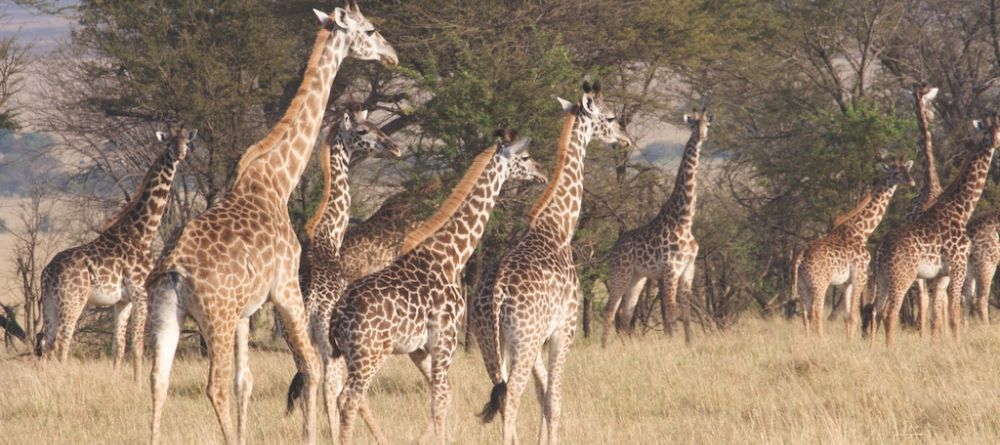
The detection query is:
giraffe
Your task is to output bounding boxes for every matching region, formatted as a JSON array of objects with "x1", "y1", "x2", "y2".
[
  {"x1": 37, "y1": 125, "x2": 196, "y2": 381},
  {"x1": 792, "y1": 158, "x2": 915, "y2": 338},
  {"x1": 285, "y1": 177, "x2": 441, "y2": 414},
  {"x1": 873, "y1": 115, "x2": 1000, "y2": 346},
  {"x1": 145, "y1": 5, "x2": 397, "y2": 445},
  {"x1": 331, "y1": 133, "x2": 547, "y2": 445},
  {"x1": 963, "y1": 209, "x2": 1000, "y2": 324},
  {"x1": 282, "y1": 104, "x2": 399, "y2": 440},
  {"x1": 470, "y1": 82, "x2": 632, "y2": 445},
  {"x1": 902, "y1": 84, "x2": 941, "y2": 335},
  {"x1": 600, "y1": 109, "x2": 711, "y2": 347}
]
